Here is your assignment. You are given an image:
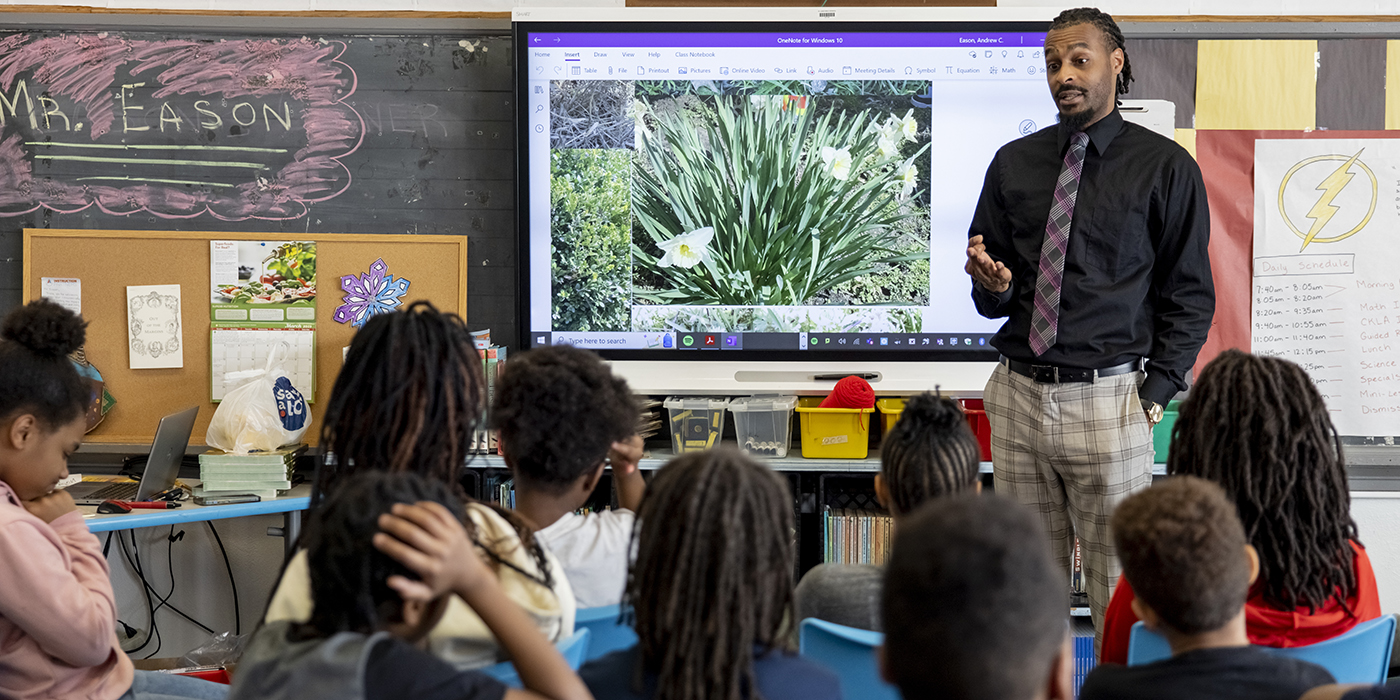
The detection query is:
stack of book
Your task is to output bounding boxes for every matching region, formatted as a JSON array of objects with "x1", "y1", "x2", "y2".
[
  {"x1": 823, "y1": 508, "x2": 894, "y2": 566},
  {"x1": 197, "y1": 445, "x2": 304, "y2": 499},
  {"x1": 471, "y1": 344, "x2": 507, "y2": 454}
]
